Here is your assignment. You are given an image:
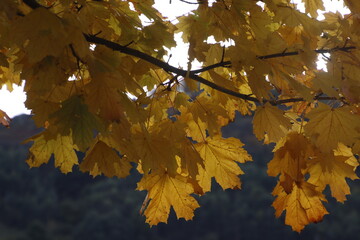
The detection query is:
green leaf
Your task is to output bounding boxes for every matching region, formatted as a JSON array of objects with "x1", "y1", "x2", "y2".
[{"x1": 51, "y1": 95, "x2": 101, "y2": 151}]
